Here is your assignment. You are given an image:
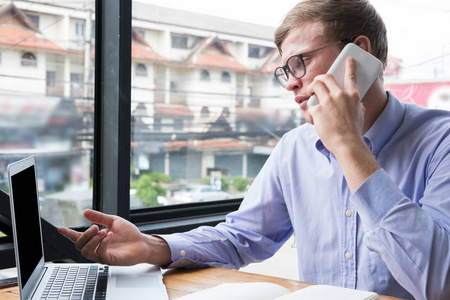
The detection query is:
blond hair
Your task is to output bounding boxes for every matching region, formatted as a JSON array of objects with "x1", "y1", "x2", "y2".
[{"x1": 274, "y1": 0, "x2": 388, "y2": 68}]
